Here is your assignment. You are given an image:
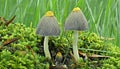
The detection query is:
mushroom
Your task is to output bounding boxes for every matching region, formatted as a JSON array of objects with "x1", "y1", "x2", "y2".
[
  {"x1": 64, "y1": 7, "x2": 88, "y2": 61},
  {"x1": 36, "y1": 11, "x2": 60, "y2": 59},
  {"x1": 55, "y1": 52, "x2": 63, "y2": 65}
]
